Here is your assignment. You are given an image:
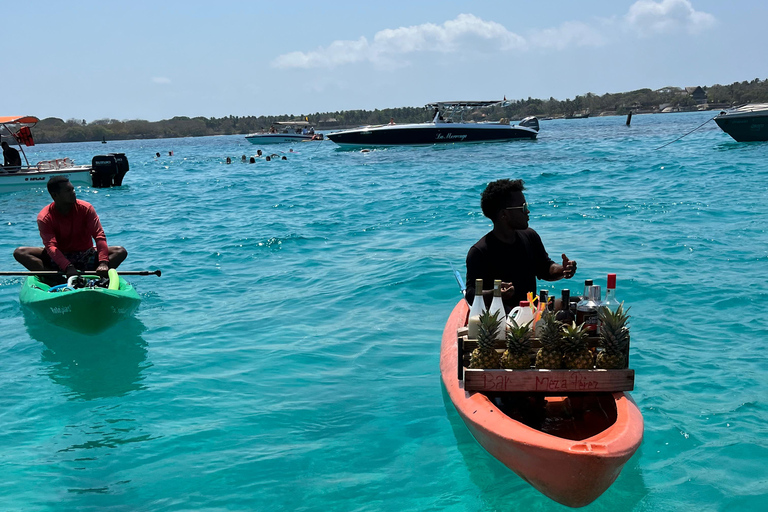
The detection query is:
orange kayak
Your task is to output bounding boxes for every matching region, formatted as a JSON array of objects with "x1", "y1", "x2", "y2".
[{"x1": 440, "y1": 300, "x2": 644, "y2": 508}]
